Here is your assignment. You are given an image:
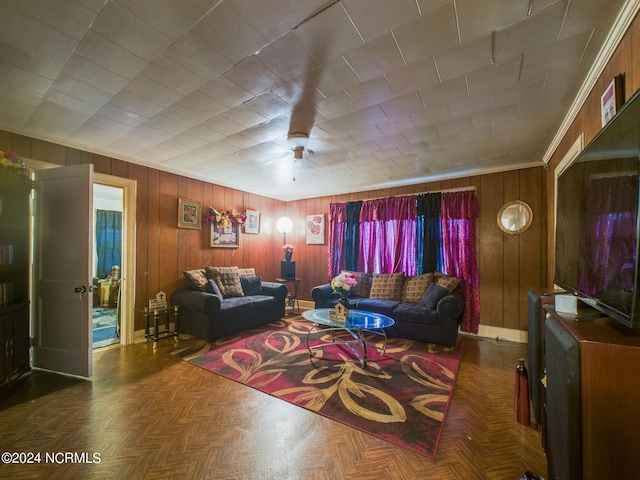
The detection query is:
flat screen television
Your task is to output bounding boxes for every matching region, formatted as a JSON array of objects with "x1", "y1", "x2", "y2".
[{"x1": 554, "y1": 87, "x2": 640, "y2": 329}]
